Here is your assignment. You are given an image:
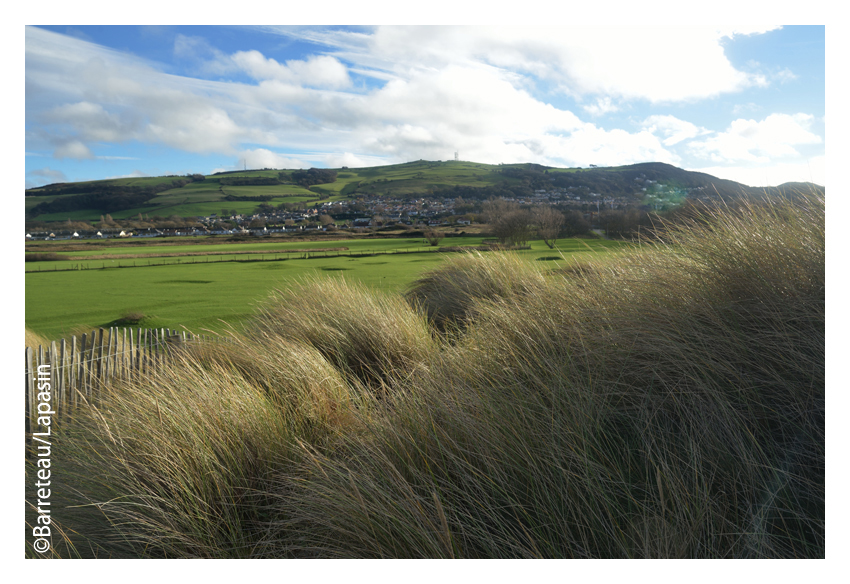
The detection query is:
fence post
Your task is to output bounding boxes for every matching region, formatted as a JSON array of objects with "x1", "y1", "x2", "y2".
[
  {"x1": 95, "y1": 328, "x2": 105, "y2": 389},
  {"x1": 106, "y1": 327, "x2": 115, "y2": 384},
  {"x1": 122, "y1": 328, "x2": 128, "y2": 381},
  {"x1": 151, "y1": 329, "x2": 157, "y2": 372},
  {"x1": 129, "y1": 328, "x2": 136, "y2": 374},
  {"x1": 103, "y1": 328, "x2": 110, "y2": 383},
  {"x1": 59, "y1": 339, "x2": 67, "y2": 417},
  {"x1": 80, "y1": 332, "x2": 89, "y2": 399},
  {"x1": 71, "y1": 335, "x2": 78, "y2": 408},
  {"x1": 143, "y1": 329, "x2": 150, "y2": 374},
  {"x1": 86, "y1": 330, "x2": 96, "y2": 396},
  {"x1": 136, "y1": 328, "x2": 143, "y2": 374}
]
